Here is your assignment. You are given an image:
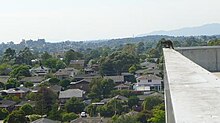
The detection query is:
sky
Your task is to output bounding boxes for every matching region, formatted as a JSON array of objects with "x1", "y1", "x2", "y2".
[{"x1": 0, "y1": 0, "x2": 220, "y2": 43}]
